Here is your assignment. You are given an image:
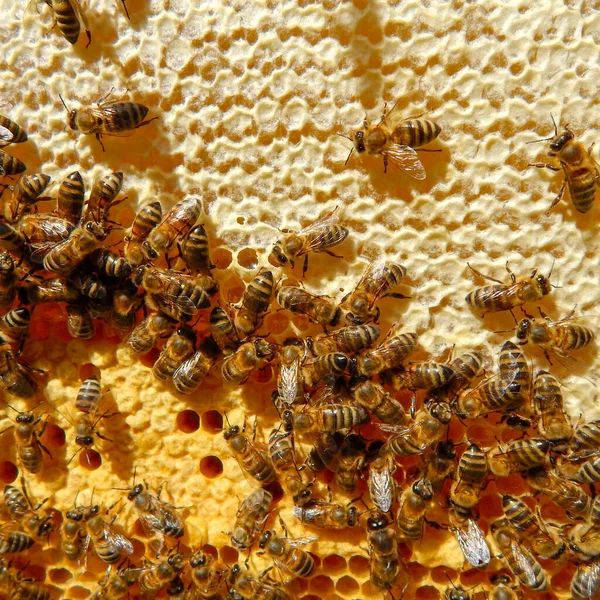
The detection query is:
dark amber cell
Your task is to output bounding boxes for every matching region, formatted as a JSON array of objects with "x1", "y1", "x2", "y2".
[
  {"x1": 219, "y1": 545, "x2": 239, "y2": 565},
  {"x1": 237, "y1": 247, "x2": 258, "y2": 269},
  {"x1": 79, "y1": 449, "x2": 102, "y2": 470},
  {"x1": 348, "y1": 554, "x2": 369, "y2": 575},
  {"x1": 201, "y1": 410, "x2": 223, "y2": 433},
  {"x1": 49, "y1": 568, "x2": 72, "y2": 584},
  {"x1": 416, "y1": 585, "x2": 442, "y2": 600},
  {"x1": 0, "y1": 461, "x2": 18, "y2": 483},
  {"x1": 199, "y1": 456, "x2": 223, "y2": 478},
  {"x1": 323, "y1": 554, "x2": 347, "y2": 574},
  {"x1": 79, "y1": 362, "x2": 99, "y2": 382},
  {"x1": 176, "y1": 409, "x2": 200, "y2": 433},
  {"x1": 337, "y1": 575, "x2": 359, "y2": 594},
  {"x1": 41, "y1": 423, "x2": 66, "y2": 449},
  {"x1": 212, "y1": 247, "x2": 233, "y2": 269}
]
